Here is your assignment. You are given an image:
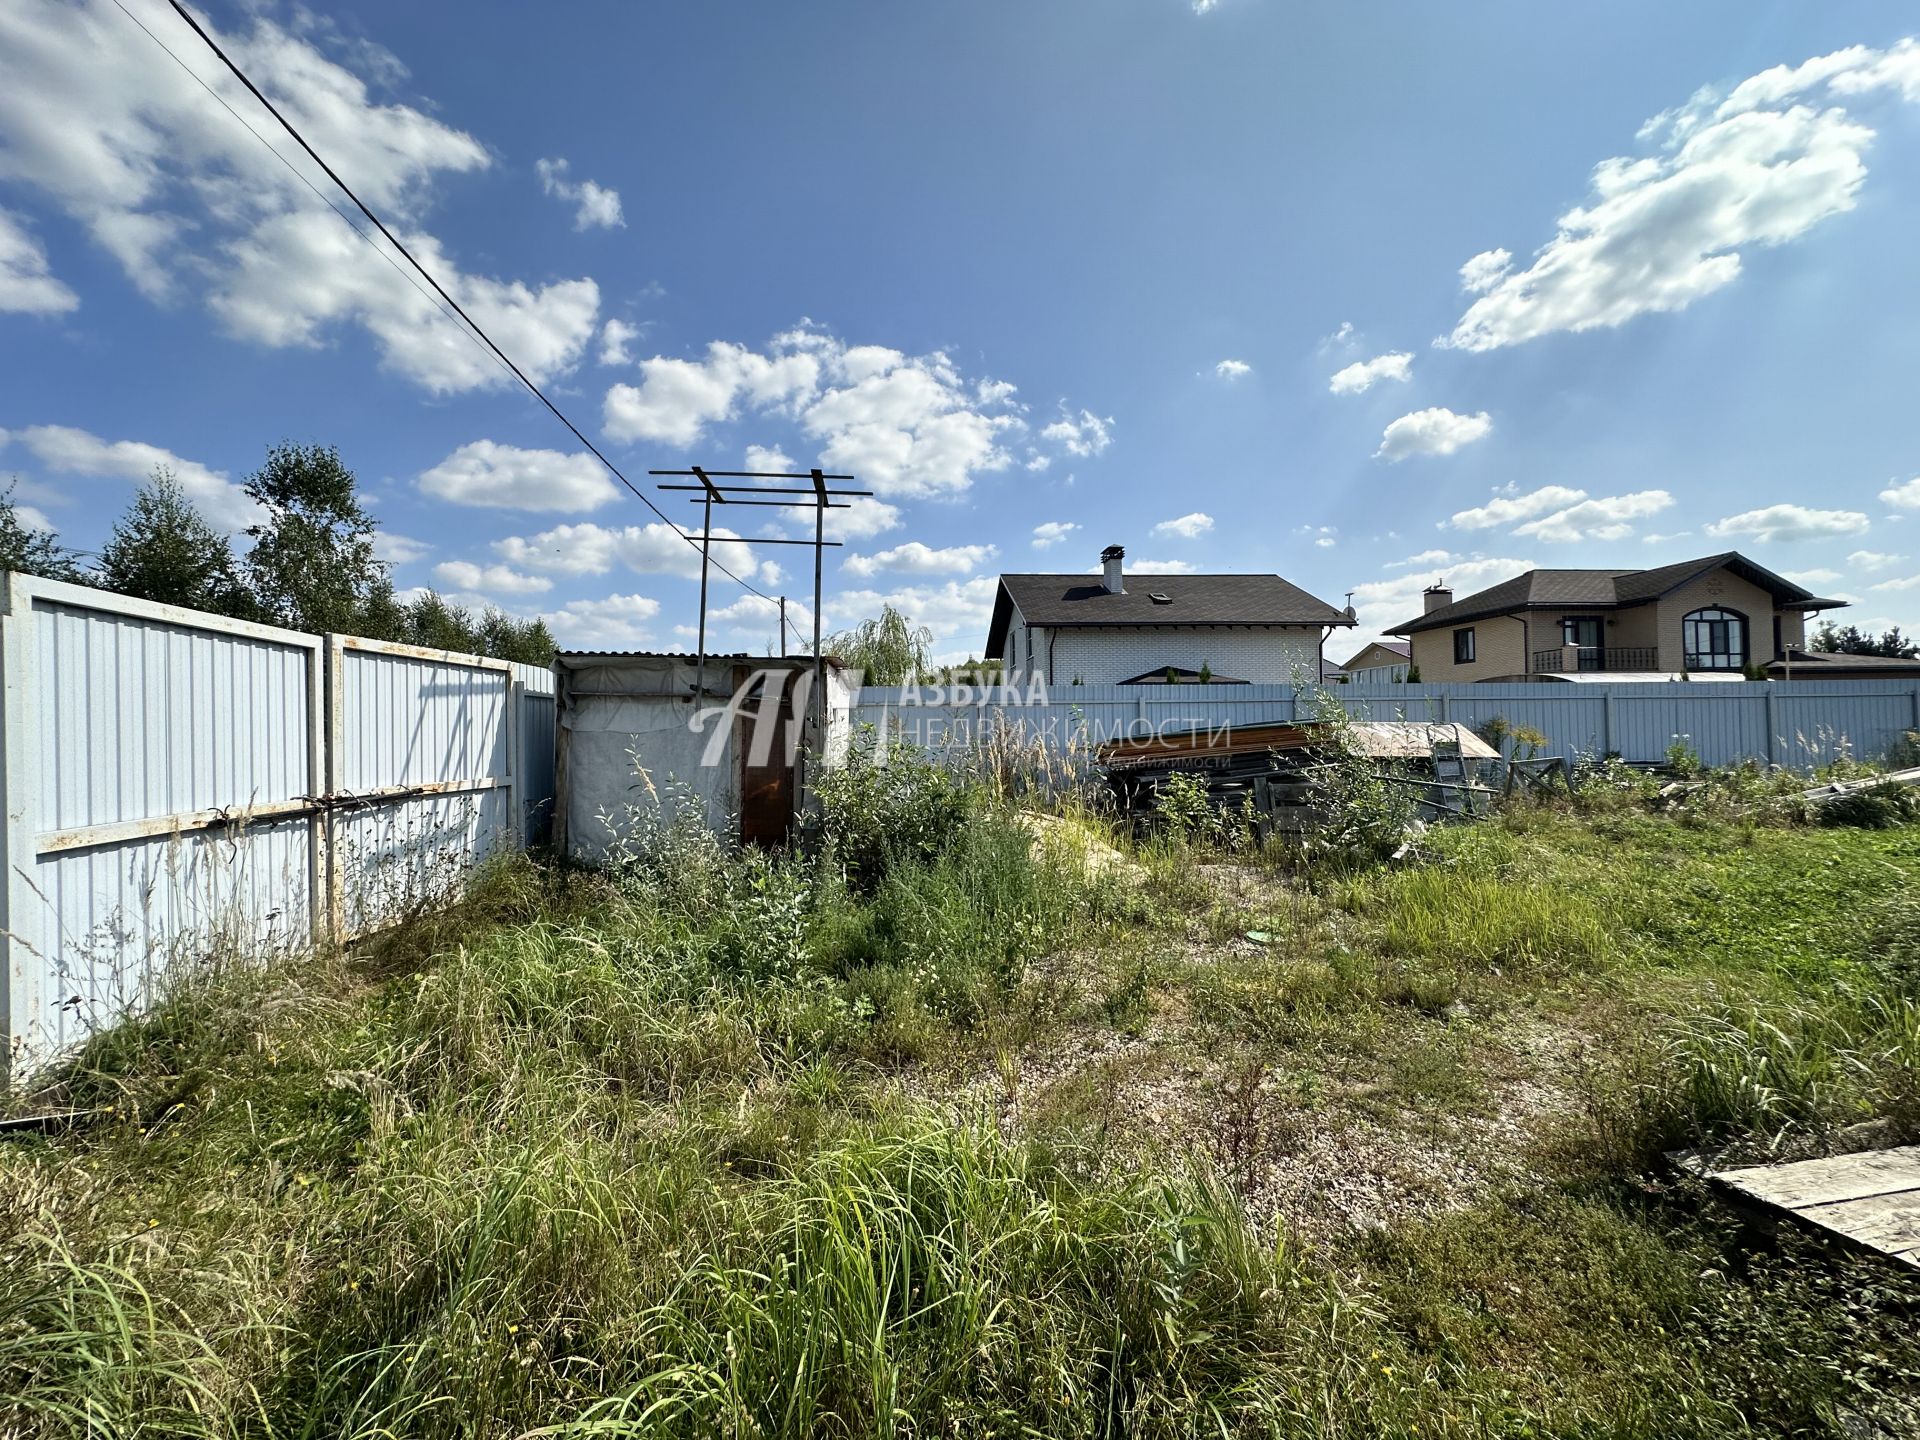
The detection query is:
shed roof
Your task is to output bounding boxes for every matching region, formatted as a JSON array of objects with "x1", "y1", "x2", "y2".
[{"x1": 986, "y1": 572, "x2": 1351, "y2": 656}]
